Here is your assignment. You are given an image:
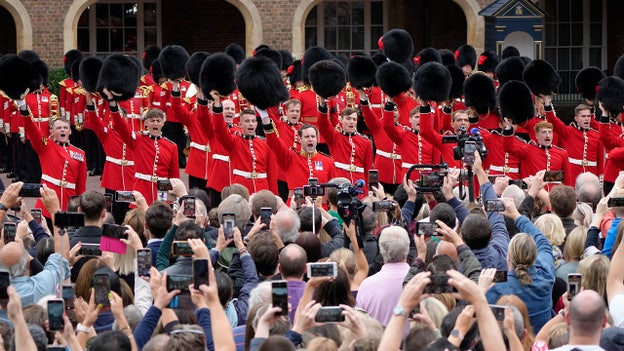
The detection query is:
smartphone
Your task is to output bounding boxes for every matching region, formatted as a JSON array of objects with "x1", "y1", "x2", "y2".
[
  {"x1": 508, "y1": 179, "x2": 528, "y2": 189},
  {"x1": 193, "y1": 258, "x2": 209, "y2": 289},
  {"x1": 568, "y1": 273, "x2": 582, "y2": 301},
  {"x1": 0, "y1": 270, "x2": 9, "y2": 308},
  {"x1": 31, "y1": 209, "x2": 42, "y2": 225},
  {"x1": 416, "y1": 222, "x2": 439, "y2": 237},
  {"x1": 167, "y1": 274, "x2": 192, "y2": 292},
  {"x1": 423, "y1": 274, "x2": 456, "y2": 294},
  {"x1": 260, "y1": 207, "x2": 272, "y2": 228},
  {"x1": 543, "y1": 170, "x2": 564, "y2": 182},
  {"x1": 223, "y1": 212, "x2": 236, "y2": 240},
  {"x1": 368, "y1": 169, "x2": 379, "y2": 190},
  {"x1": 3, "y1": 223, "x2": 16, "y2": 244},
  {"x1": 489, "y1": 304, "x2": 506, "y2": 321},
  {"x1": 79, "y1": 243, "x2": 102, "y2": 257},
  {"x1": 62, "y1": 284, "x2": 75, "y2": 310},
  {"x1": 272, "y1": 280, "x2": 289, "y2": 316},
  {"x1": 137, "y1": 249, "x2": 152, "y2": 277},
  {"x1": 306, "y1": 262, "x2": 338, "y2": 279},
  {"x1": 115, "y1": 191, "x2": 135, "y2": 203},
  {"x1": 608, "y1": 197, "x2": 624, "y2": 208},
  {"x1": 373, "y1": 200, "x2": 395, "y2": 212},
  {"x1": 182, "y1": 196, "x2": 196, "y2": 218},
  {"x1": 484, "y1": 199, "x2": 505, "y2": 212},
  {"x1": 54, "y1": 212, "x2": 85, "y2": 228},
  {"x1": 46, "y1": 346, "x2": 66, "y2": 351},
  {"x1": 47, "y1": 299, "x2": 65, "y2": 331},
  {"x1": 294, "y1": 187, "x2": 305, "y2": 209},
  {"x1": 494, "y1": 270, "x2": 508, "y2": 283},
  {"x1": 102, "y1": 223, "x2": 128, "y2": 239},
  {"x1": 463, "y1": 141, "x2": 477, "y2": 165},
  {"x1": 157, "y1": 179, "x2": 173, "y2": 191},
  {"x1": 104, "y1": 193, "x2": 113, "y2": 212},
  {"x1": 172, "y1": 241, "x2": 194, "y2": 257},
  {"x1": 92, "y1": 273, "x2": 110, "y2": 306},
  {"x1": 19, "y1": 183, "x2": 42, "y2": 197},
  {"x1": 315, "y1": 306, "x2": 345, "y2": 323}
]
